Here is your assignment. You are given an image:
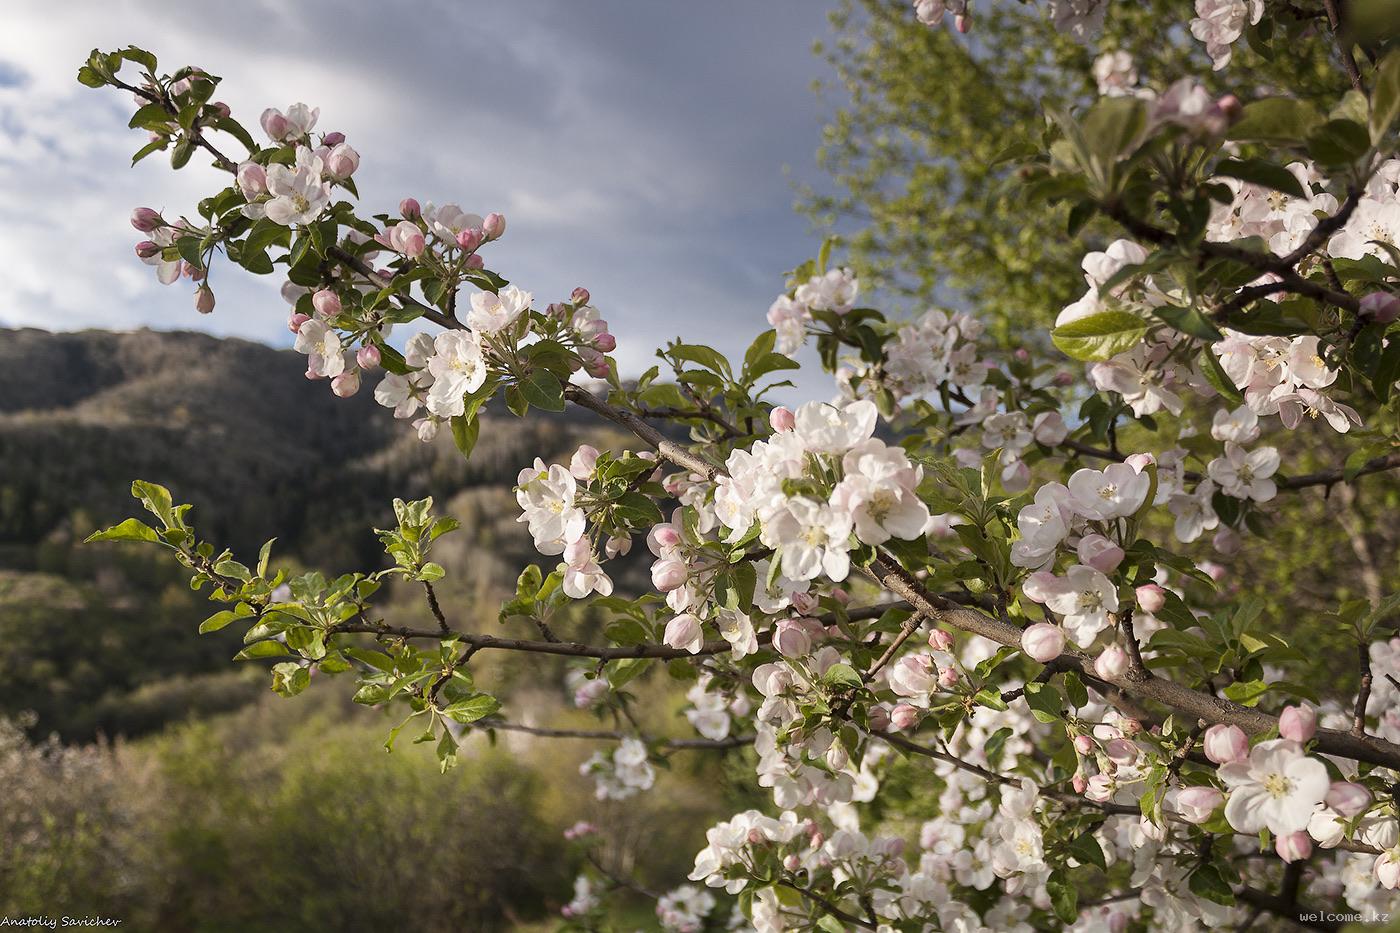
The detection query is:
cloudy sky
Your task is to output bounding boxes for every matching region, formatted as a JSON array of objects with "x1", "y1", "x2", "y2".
[{"x1": 0, "y1": 0, "x2": 853, "y2": 383}]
